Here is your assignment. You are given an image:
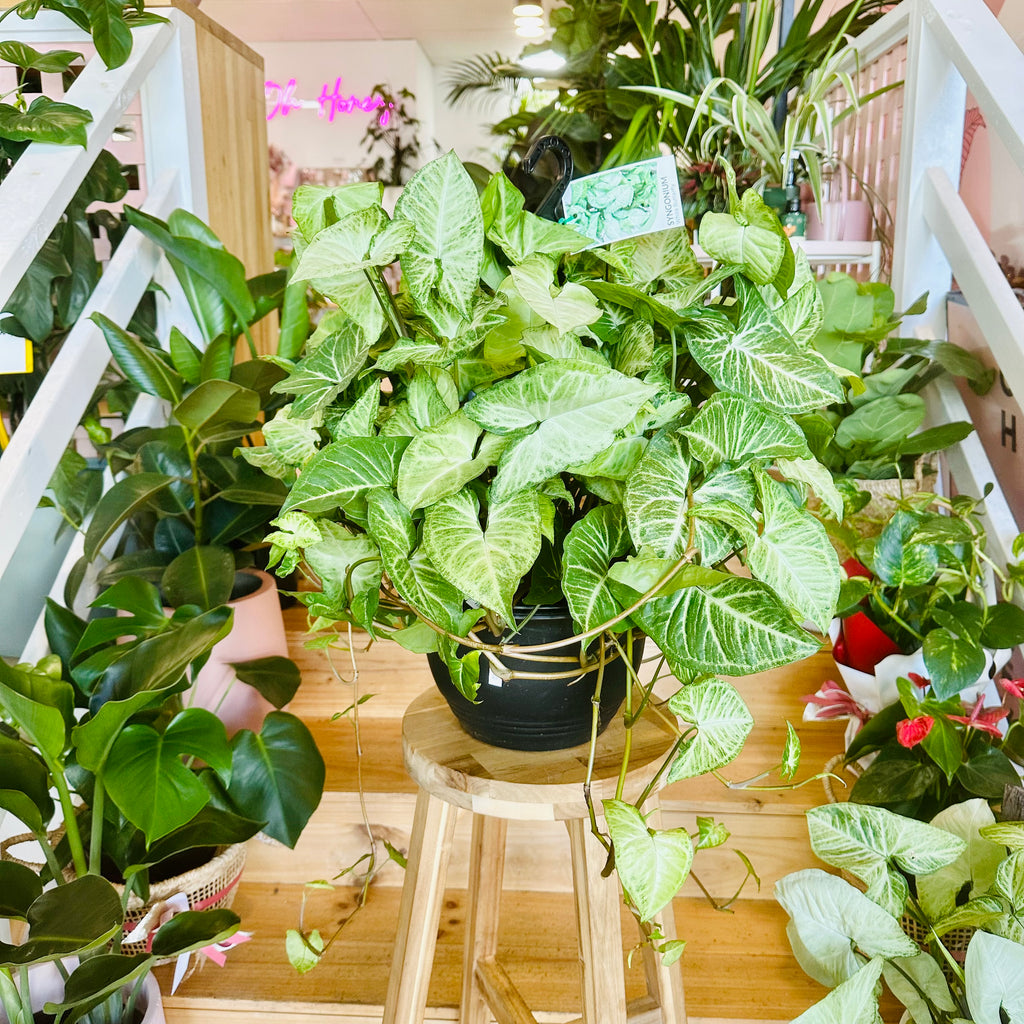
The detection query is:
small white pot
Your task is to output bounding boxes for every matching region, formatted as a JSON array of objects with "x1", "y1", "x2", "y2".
[{"x1": 0, "y1": 962, "x2": 164, "y2": 1024}]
